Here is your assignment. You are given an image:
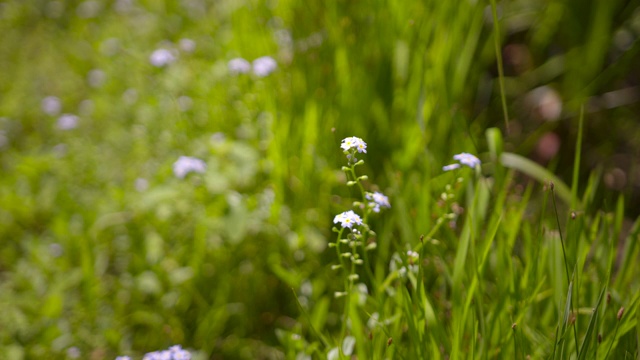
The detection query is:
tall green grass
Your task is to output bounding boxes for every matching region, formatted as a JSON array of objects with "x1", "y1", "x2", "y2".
[{"x1": 0, "y1": 0, "x2": 639, "y2": 359}]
